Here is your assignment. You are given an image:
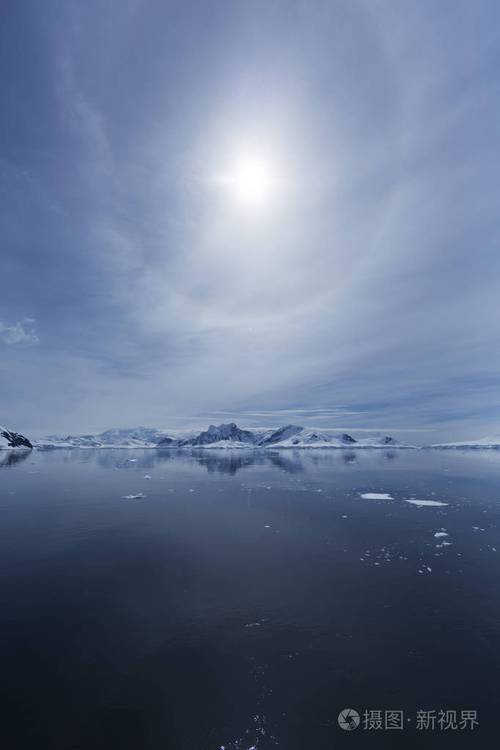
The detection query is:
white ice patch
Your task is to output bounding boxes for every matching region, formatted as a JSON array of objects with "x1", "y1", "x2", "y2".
[
  {"x1": 404, "y1": 499, "x2": 448, "y2": 507},
  {"x1": 360, "y1": 492, "x2": 393, "y2": 500},
  {"x1": 122, "y1": 493, "x2": 145, "y2": 499},
  {"x1": 434, "y1": 531, "x2": 449, "y2": 538}
]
